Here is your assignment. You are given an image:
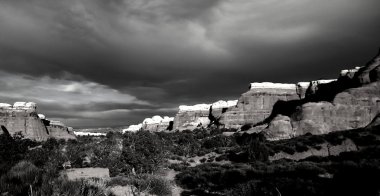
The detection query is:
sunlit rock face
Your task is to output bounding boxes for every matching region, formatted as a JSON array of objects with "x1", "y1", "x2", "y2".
[
  {"x1": 209, "y1": 100, "x2": 238, "y2": 124},
  {"x1": 173, "y1": 104, "x2": 212, "y2": 131},
  {"x1": 0, "y1": 102, "x2": 48, "y2": 141},
  {"x1": 218, "y1": 82, "x2": 302, "y2": 129},
  {"x1": 124, "y1": 116, "x2": 174, "y2": 133},
  {"x1": 123, "y1": 123, "x2": 142, "y2": 133},
  {"x1": 0, "y1": 102, "x2": 75, "y2": 141},
  {"x1": 46, "y1": 120, "x2": 77, "y2": 140},
  {"x1": 74, "y1": 131, "x2": 107, "y2": 136},
  {"x1": 265, "y1": 49, "x2": 380, "y2": 140}
]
